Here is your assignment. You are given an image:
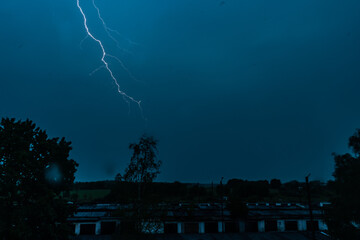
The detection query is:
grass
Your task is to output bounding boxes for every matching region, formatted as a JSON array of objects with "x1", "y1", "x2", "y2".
[{"x1": 68, "y1": 189, "x2": 111, "y2": 202}]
